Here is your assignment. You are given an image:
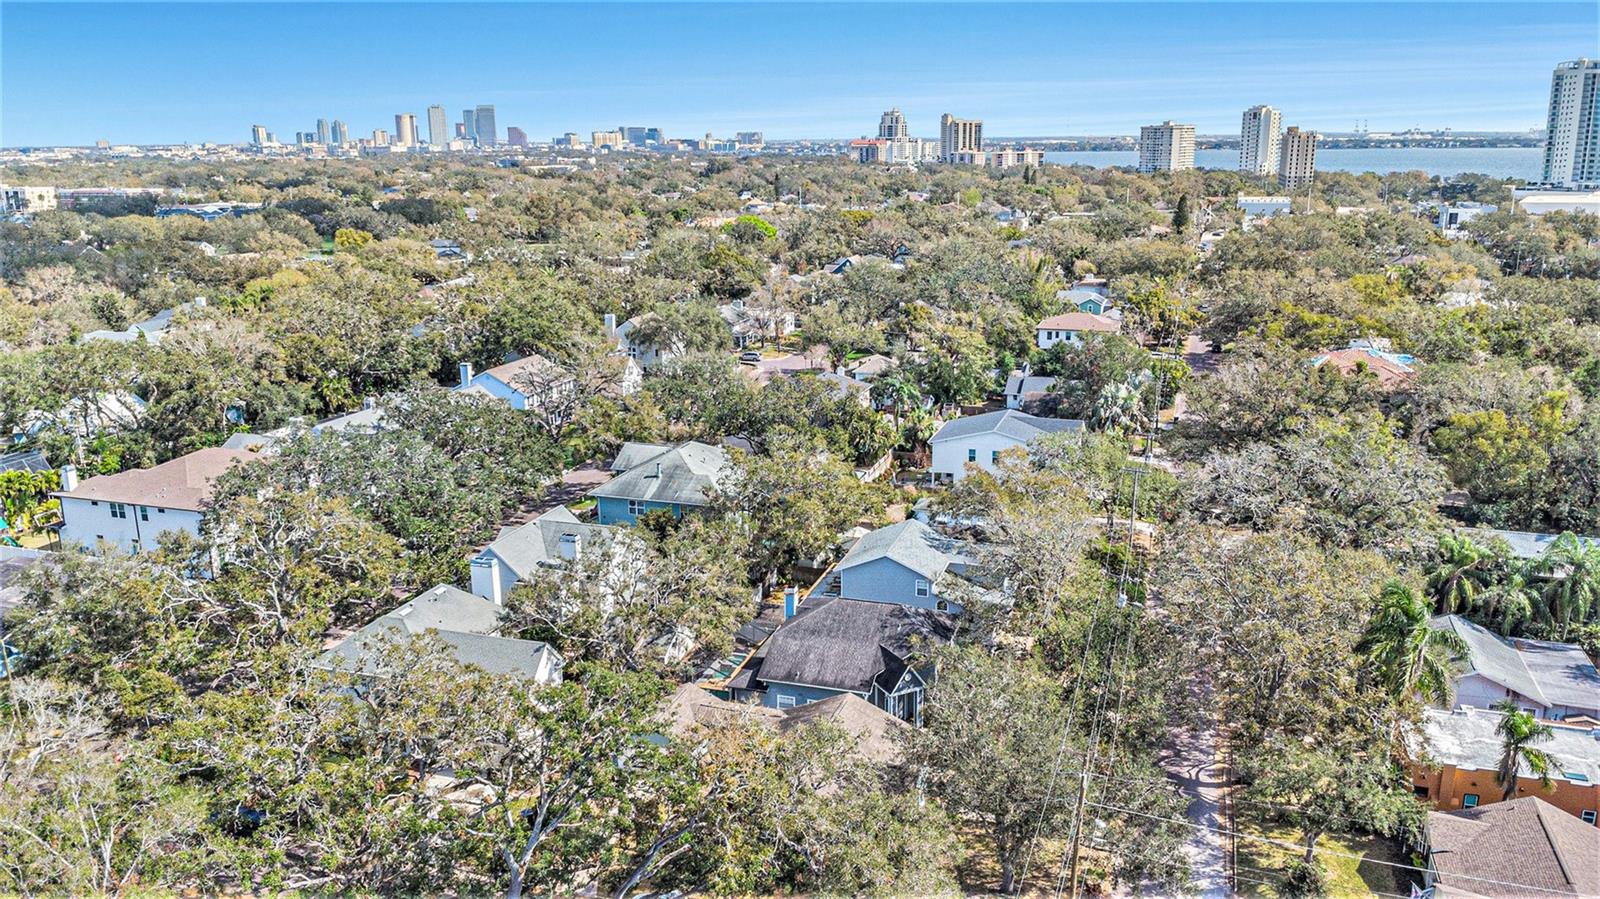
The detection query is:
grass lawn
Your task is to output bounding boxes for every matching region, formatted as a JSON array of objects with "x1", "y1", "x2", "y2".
[{"x1": 1235, "y1": 812, "x2": 1421, "y2": 897}]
